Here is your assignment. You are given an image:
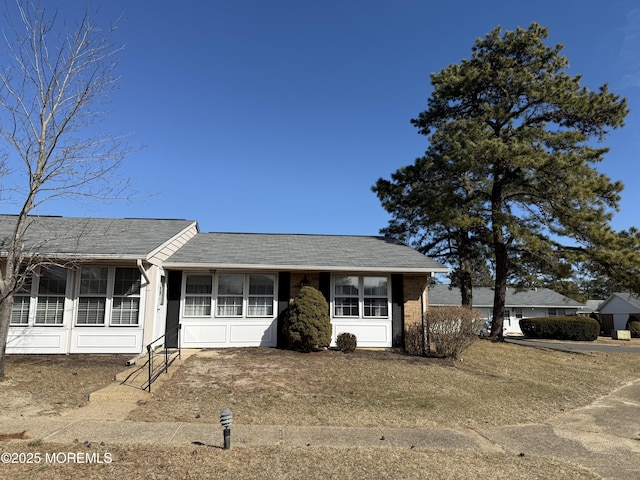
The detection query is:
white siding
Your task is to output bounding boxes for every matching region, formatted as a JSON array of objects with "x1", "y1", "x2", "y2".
[
  {"x1": 331, "y1": 319, "x2": 391, "y2": 348},
  {"x1": 6, "y1": 327, "x2": 70, "y2": 354},
  {"x1": 599, "y1": 296, "x2": 640, "y2": 331},
  {"x1": 181, "y1": 319, "x2": 278, "y2": 347}
]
